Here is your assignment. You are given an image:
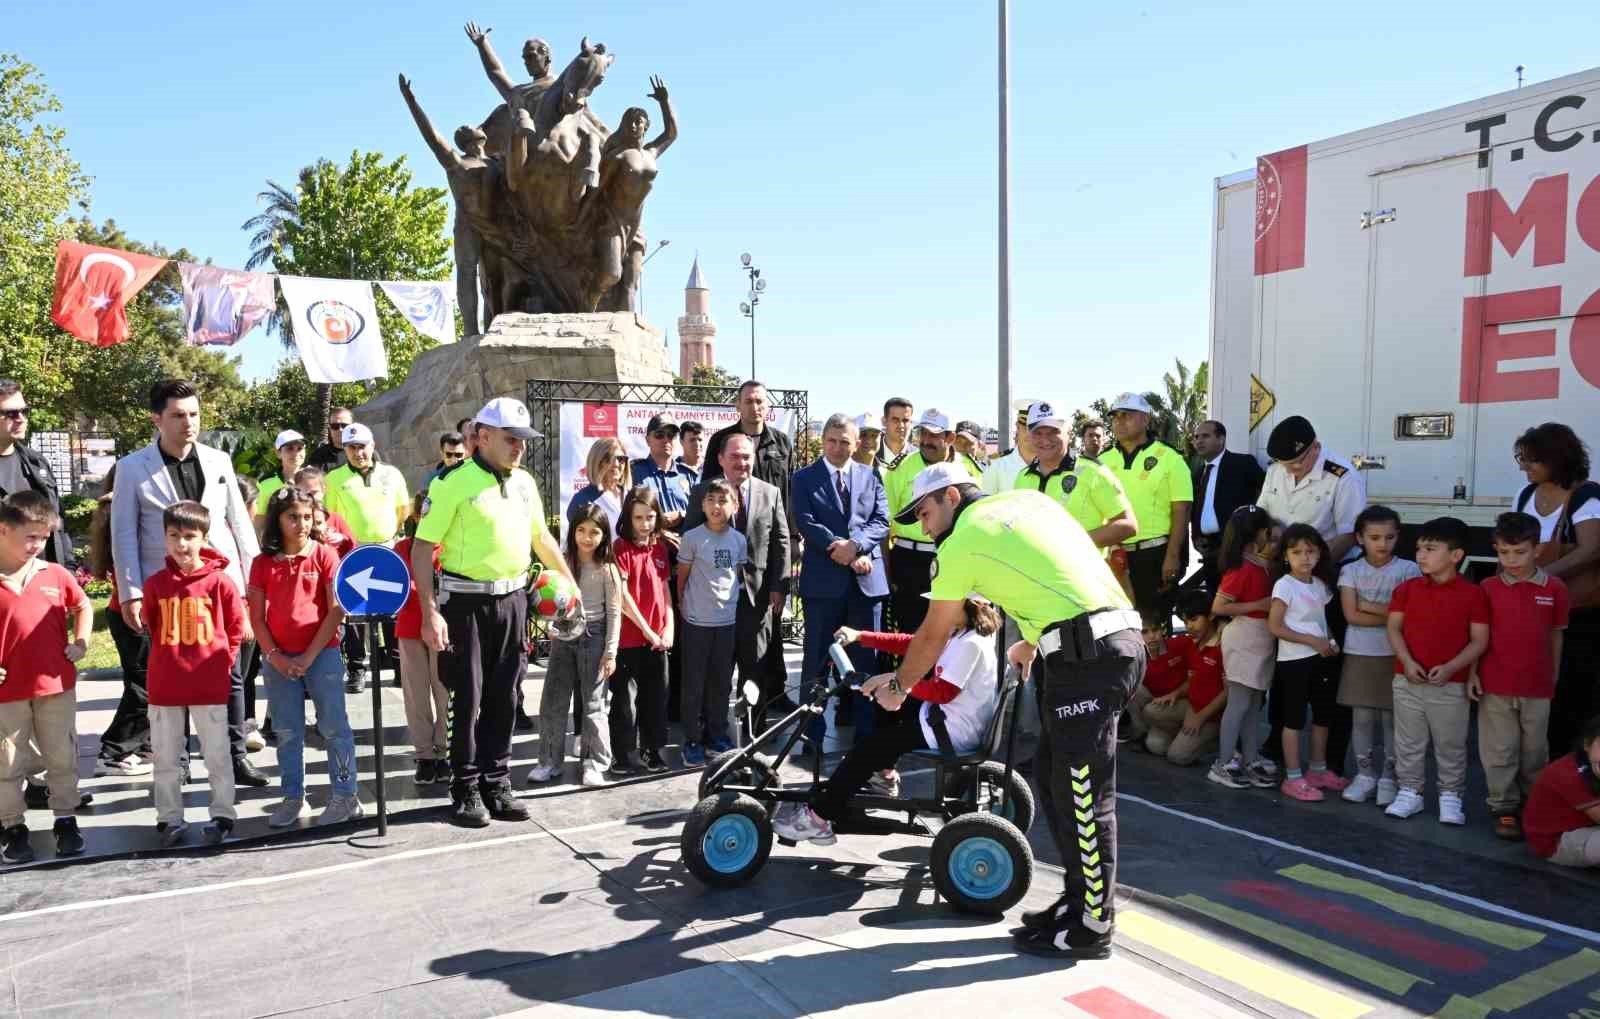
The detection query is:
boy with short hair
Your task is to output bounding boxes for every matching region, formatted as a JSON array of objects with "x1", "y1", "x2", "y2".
[
  {"x1": 1471, "y1": 511, "x2": 1569, "y2": 841},
  {"x1": 143, "y1": 501, "x2": 245, "y2": 847},
  {"x1": 676, "y1": 479, "x2": 748, "y2": 765},
  {"x1": 0, "y1": 492, "x2": 92, "y2": 863},
  {"x1": 1120, "y1": 613, "x2": 1187, "y2": 748},
  {"x1": 1385, "y1": 516, "x2": 1490, "y2": 825}
]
